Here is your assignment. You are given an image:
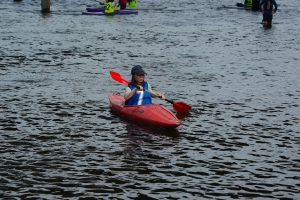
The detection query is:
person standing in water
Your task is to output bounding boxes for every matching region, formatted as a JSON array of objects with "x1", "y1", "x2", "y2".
[
  {"x1": 41, "y1": 0, "x2": 52, "y2": 13},
  {"x1": 260, "y1": 0, "x2": 278, "y2": 26},
  {"x1": 252, "y1": 0, "x2": 260, "y2": 11},
  {"x1": 119, "y1": 0, "x2": 127, "y2": 10}
]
